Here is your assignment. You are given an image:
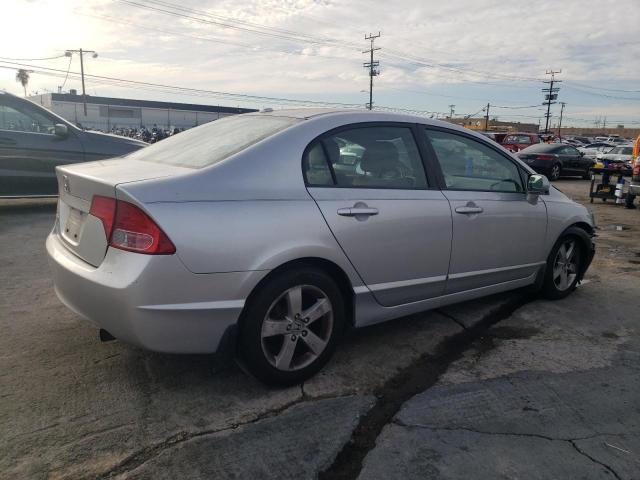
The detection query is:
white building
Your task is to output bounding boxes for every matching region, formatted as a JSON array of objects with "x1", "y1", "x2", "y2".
[{"x1": 28, "y1": 92, "x2": 257, "y2": 131}]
